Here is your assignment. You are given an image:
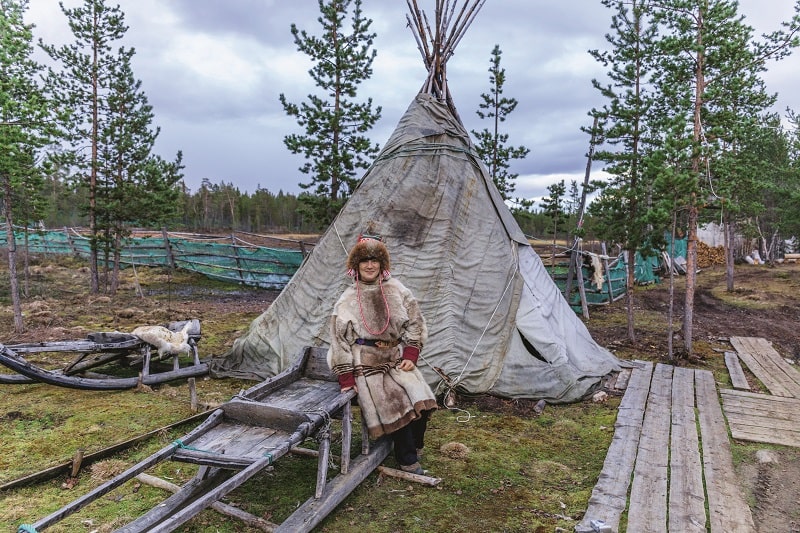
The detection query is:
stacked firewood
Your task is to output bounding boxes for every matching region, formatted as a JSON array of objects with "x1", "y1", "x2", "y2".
[{"x1": 697, "y1": 241, "x2": 725, "y2": 268}]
